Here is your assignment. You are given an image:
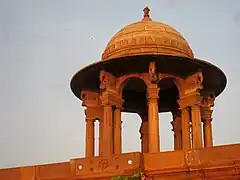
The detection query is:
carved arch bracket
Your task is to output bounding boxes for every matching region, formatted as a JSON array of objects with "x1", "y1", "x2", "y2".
[
  {"x1": 99, "y1": 71, "x2": 116, "y2": 92},
  {"x1": 178, "y1": 71, "x2": 203, "y2": 98}
]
